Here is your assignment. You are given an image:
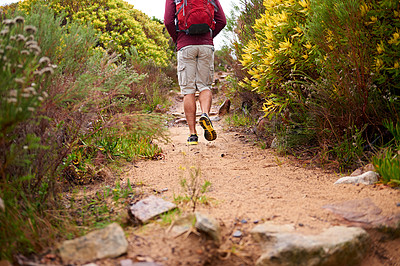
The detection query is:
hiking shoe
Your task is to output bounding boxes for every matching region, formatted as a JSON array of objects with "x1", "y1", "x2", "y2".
[
  {"x1": 199, "y1": 113, "x2": 217, "y2": 141},
  {"x1": 187, "y1": 134, "x2": 198, "y2": 145}
]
